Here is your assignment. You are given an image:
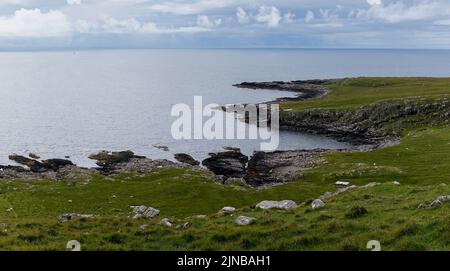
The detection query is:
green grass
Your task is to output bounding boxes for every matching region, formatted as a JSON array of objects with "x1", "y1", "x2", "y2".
[
  {"x1": 283, "y1": 77, "x2": 450, "y2": 110},
  {"x1": 0, "y1": 77, "x2": 449, "y2": 250}
]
